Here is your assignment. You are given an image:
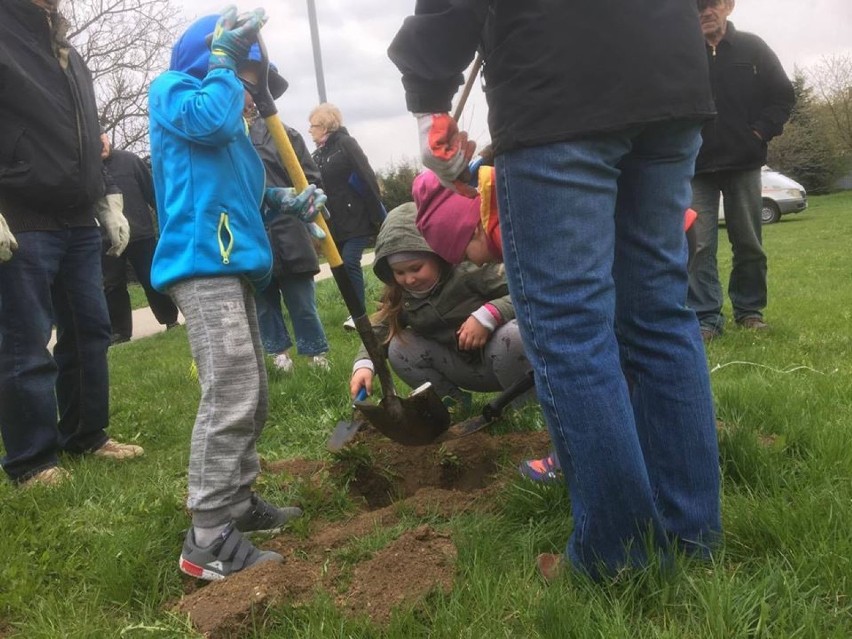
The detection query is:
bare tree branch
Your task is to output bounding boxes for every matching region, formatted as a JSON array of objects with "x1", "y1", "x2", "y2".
[
  {"x1": 65, "y1": 0, "x2": 185, "y2": 155},
  {"x1": 807, "y1": 54, "x2": 852, "y2": 153}
]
